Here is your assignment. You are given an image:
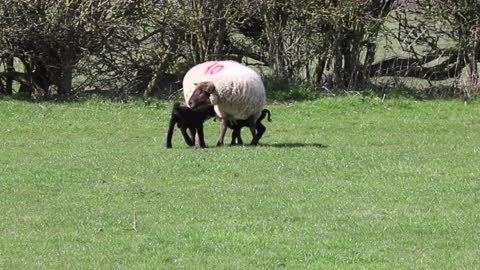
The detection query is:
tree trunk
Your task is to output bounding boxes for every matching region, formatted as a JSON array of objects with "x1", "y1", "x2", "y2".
[
  {"x1": 263, "y1": 3, "x2": 287, "y2": 79},
  {"x1": 315, "y1": 57, "x2": 327, "y2": 85},
  {"x1": 364, "y1": 42, "x2": 377, "y2": 77},
  {"x1": 211, "y1": 1, "x2": 225, "y2": 59},
  {"x1": 468, "y1": 27, "x2": 480, "y2": 95},
  {"x1": 144, "y1": 43, "x2": 178, "y2": 97},
  {"x1": 23, "y1": 61, "x2": 48, "y2": 100},
  {"x1": 331, "y1": 31, "x2": 345, "y2": 89},
  {"x1": 60, "y1": 62, "x2": 73, "y2": 97},
  {"x1": 213, "y1": 18, "x2": 227, "y2": 59},
  {"x1": 5, "y1": 56, "x2": 14, "y2": 95}
]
